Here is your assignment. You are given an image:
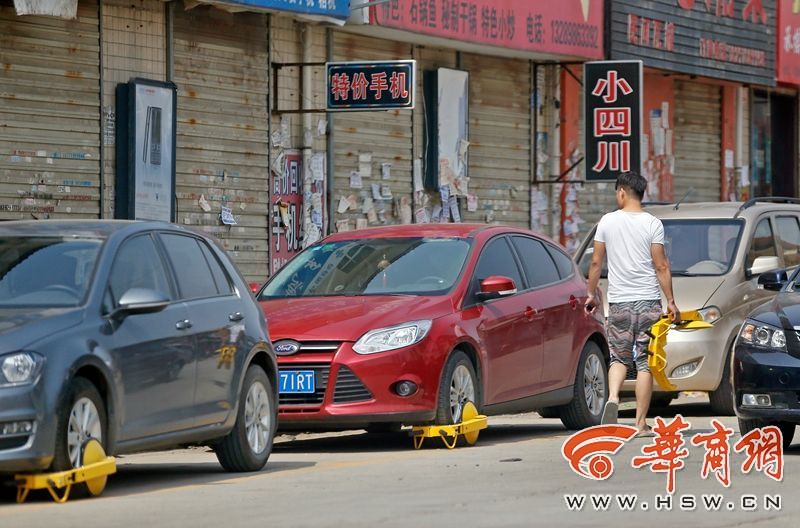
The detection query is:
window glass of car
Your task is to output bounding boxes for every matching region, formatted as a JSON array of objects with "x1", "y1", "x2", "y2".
[
  {"x1": 545, "y1": 244, "x2": 575, "y2": 280},
  {"x1": 510, "y1": 236, "x2": 560, "y2": 288},
  {"x1": 776, "y1": 216, "x2": 800, "y2": 268},
  {"x1": 160, "y1": 234, "x2": 221, "y2": 300},
  {"x1": 109, "y1": 234, "x2": 171, "y2": 304},
  {"x1": 746, "y1": 218, "x2": 778, "y2": 270},
  {"x1": 198, "y1": 241, "x2": 234, "y2": 294},
  {"x1": 0, "y1": 236, "x2": 102, "y2": 307},
  {"x1": 473, "y1": 237, "x2": 524, "y2": 291},
  {"x1": 663, "y1": 220, "x2": 743, "y2": 276},
  {"x1": 260, "y1": 237, "x2": 471, "y2": 297}
]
